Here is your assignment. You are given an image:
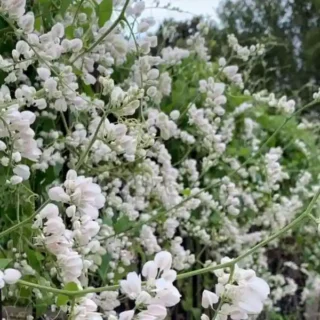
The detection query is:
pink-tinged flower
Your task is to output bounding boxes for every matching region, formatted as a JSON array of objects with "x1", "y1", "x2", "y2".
[
  {"x1": 154, "y1": 251, "x2": 172, "y2": 272},
  {"x1": 48, "y1": 186, "x2": 70, "y2": 202},
  {"x1": 3, "y1": 269, "x2": 21, "y2": 284},
  {"x1": 120, "y1": 272, "x2": 142, "y2": 299},
  {"x1": 201, "y1": 290, "x2": 219, "y2": 308},
  {"x1": 119, "y1": 310, "x2": 135, "y2": 320},
  {"x1": 142, "y1": 261, "x2": 158, "y2": 280}
]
